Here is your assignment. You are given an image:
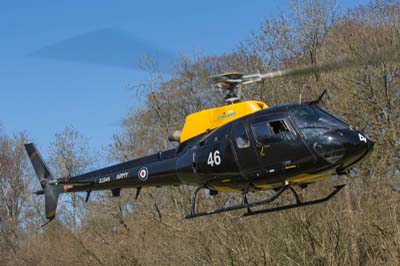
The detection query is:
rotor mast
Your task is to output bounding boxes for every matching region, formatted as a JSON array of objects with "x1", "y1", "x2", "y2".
[
  {"x1": 210, "y1": 71, "x2": 279, "y2": 104},
  {"x1": 210, "y1": 72, "x2": 243, "y2": 104}
]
